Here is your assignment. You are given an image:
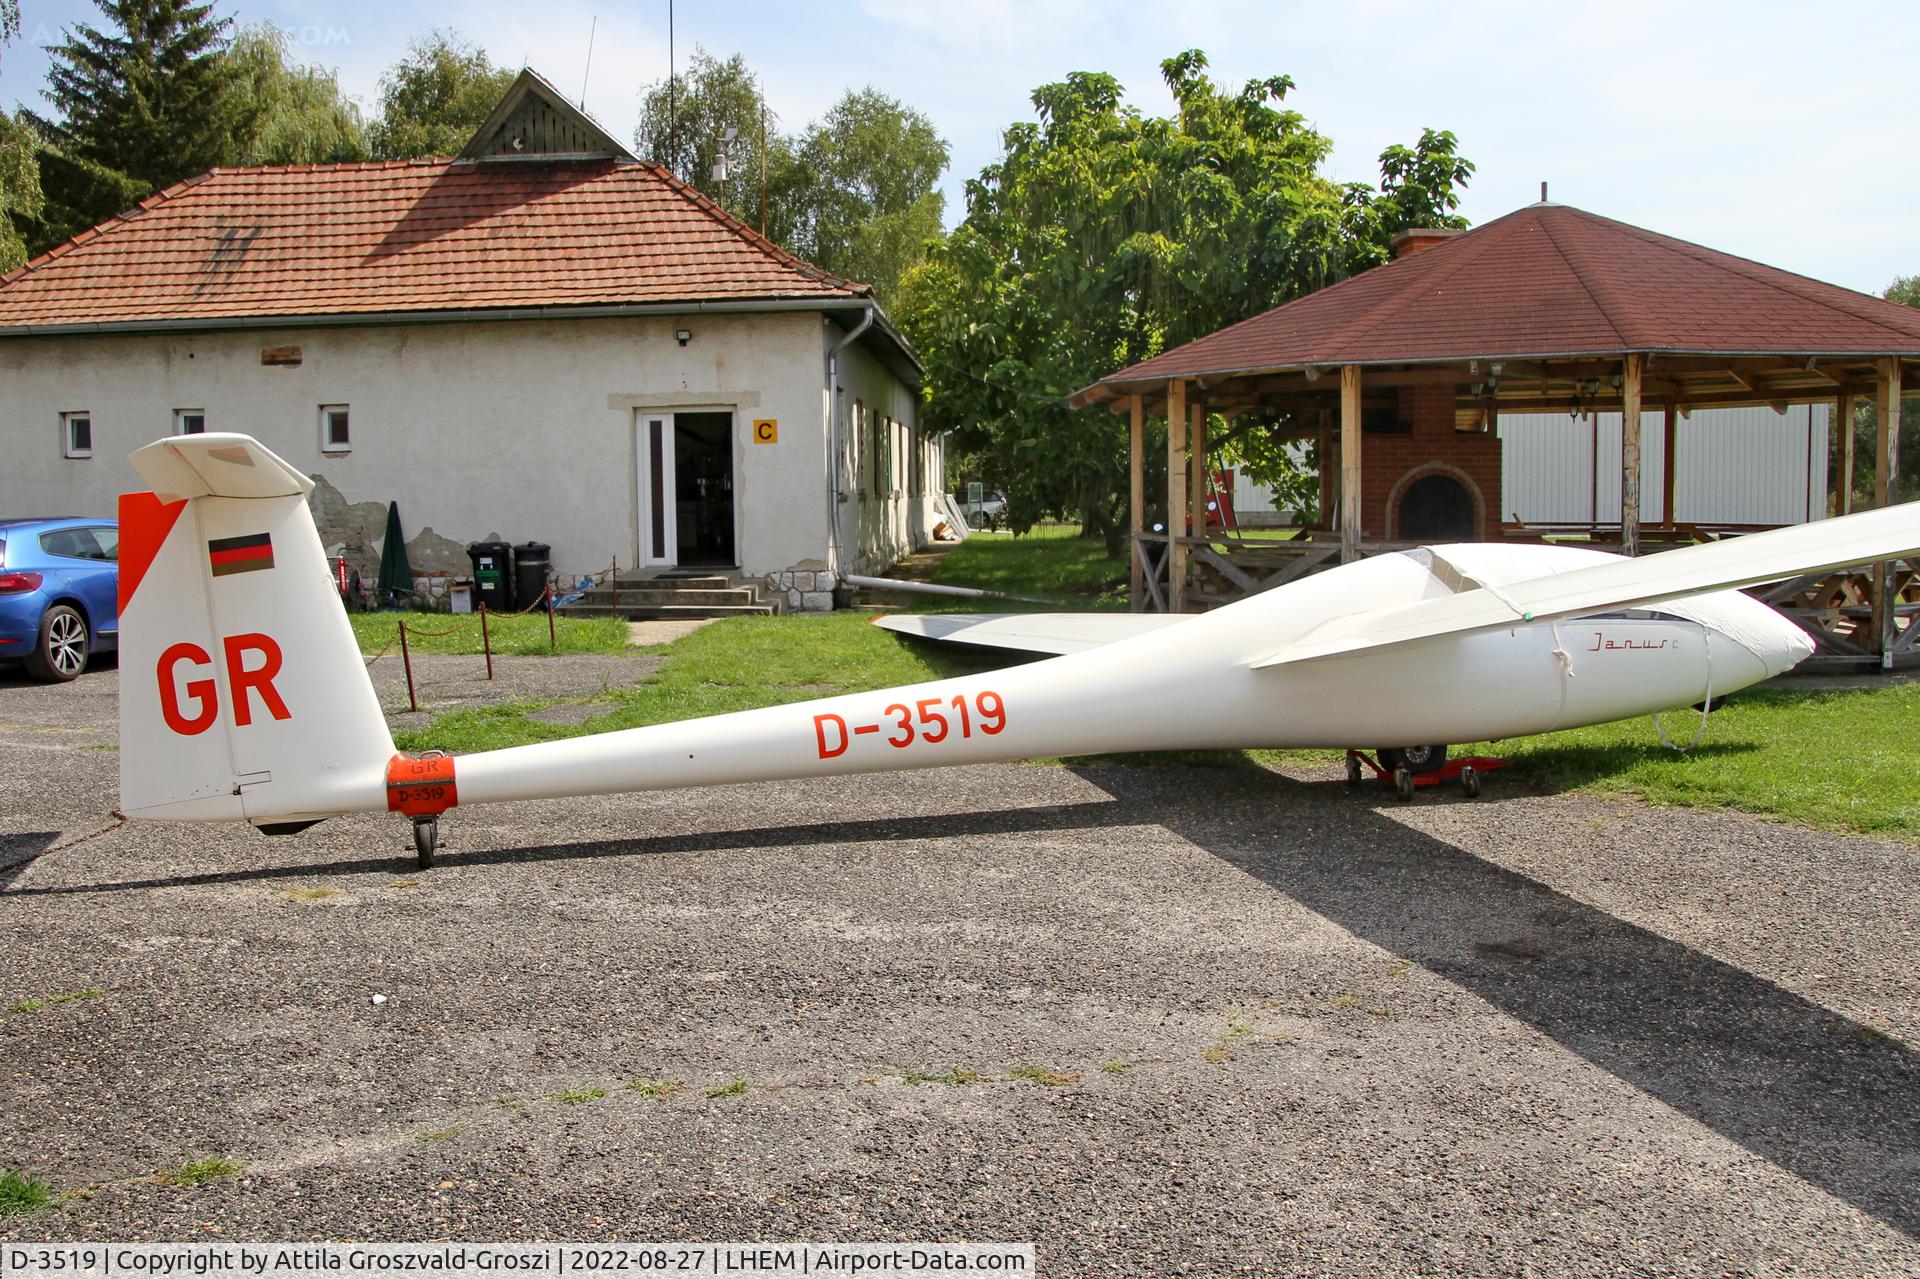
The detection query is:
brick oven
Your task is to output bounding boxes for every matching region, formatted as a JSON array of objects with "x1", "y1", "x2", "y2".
[{"x1": 1358, "y1": 383, "x2": 1502, "y2": 542}]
